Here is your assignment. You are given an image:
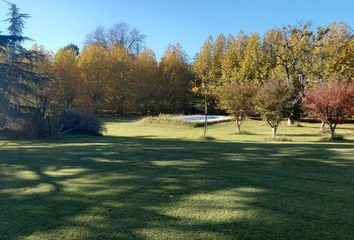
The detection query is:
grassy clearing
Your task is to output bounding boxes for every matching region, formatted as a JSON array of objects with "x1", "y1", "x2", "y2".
[{"x1": 1, "y1": 119, "x2": 354, "y2": 239}]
